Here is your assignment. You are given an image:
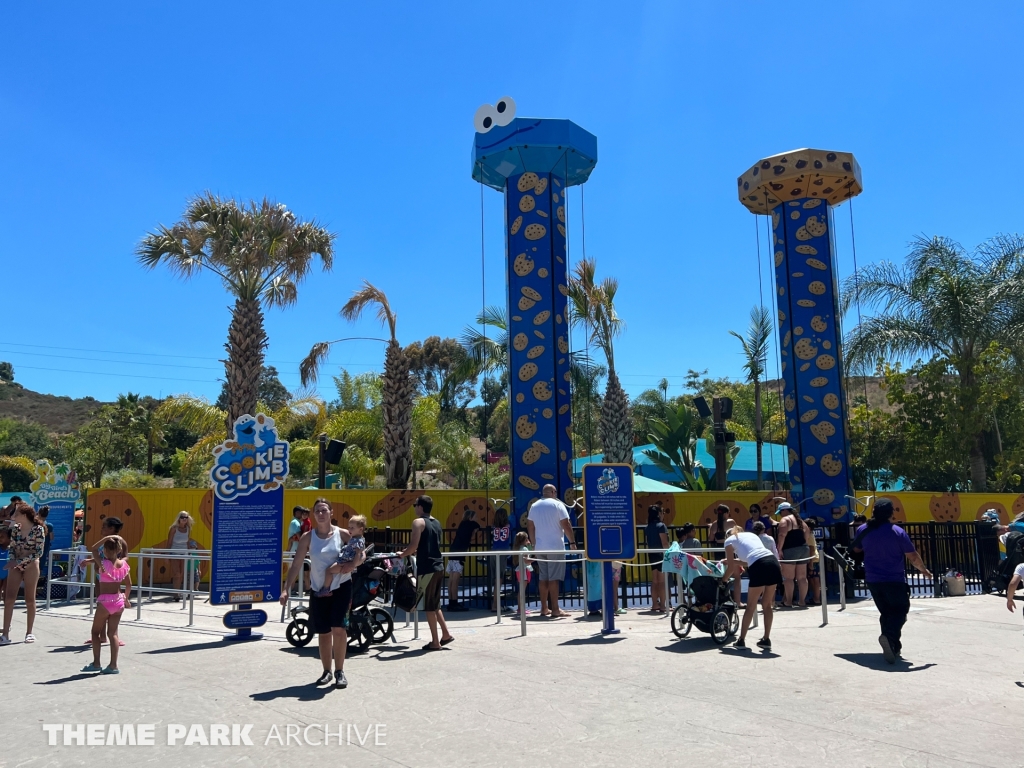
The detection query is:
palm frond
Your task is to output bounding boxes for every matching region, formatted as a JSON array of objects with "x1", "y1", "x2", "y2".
[
  {"x1": 156, "y1": 395, "x2": 227, "y2": 438},
  {"x1": 341, "y1": 281, "x2": 396, "y2": 341},
  {"x1": 300, "y1": 341, "x2": 333, "y2": 386}
]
